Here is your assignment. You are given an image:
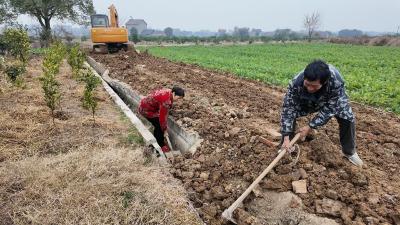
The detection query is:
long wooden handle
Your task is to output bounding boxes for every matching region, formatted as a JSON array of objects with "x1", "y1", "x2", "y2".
[{"x1": 223, "y1": 133, "x2": 301, "y2": 220}]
